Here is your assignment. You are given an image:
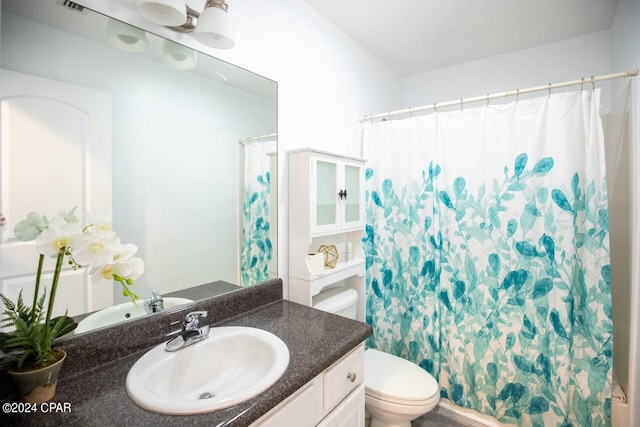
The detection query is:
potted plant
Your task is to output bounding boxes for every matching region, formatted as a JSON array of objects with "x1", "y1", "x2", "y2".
[{"x1": 0, "y1": 208, "x2": 144, "y2": 403}]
